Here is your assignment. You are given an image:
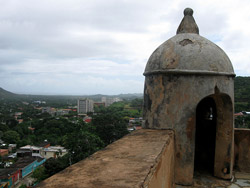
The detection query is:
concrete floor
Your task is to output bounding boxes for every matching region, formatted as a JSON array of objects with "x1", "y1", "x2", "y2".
[{"x1": 176, "y1": 172, "x2": 250, "y2": 188}]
